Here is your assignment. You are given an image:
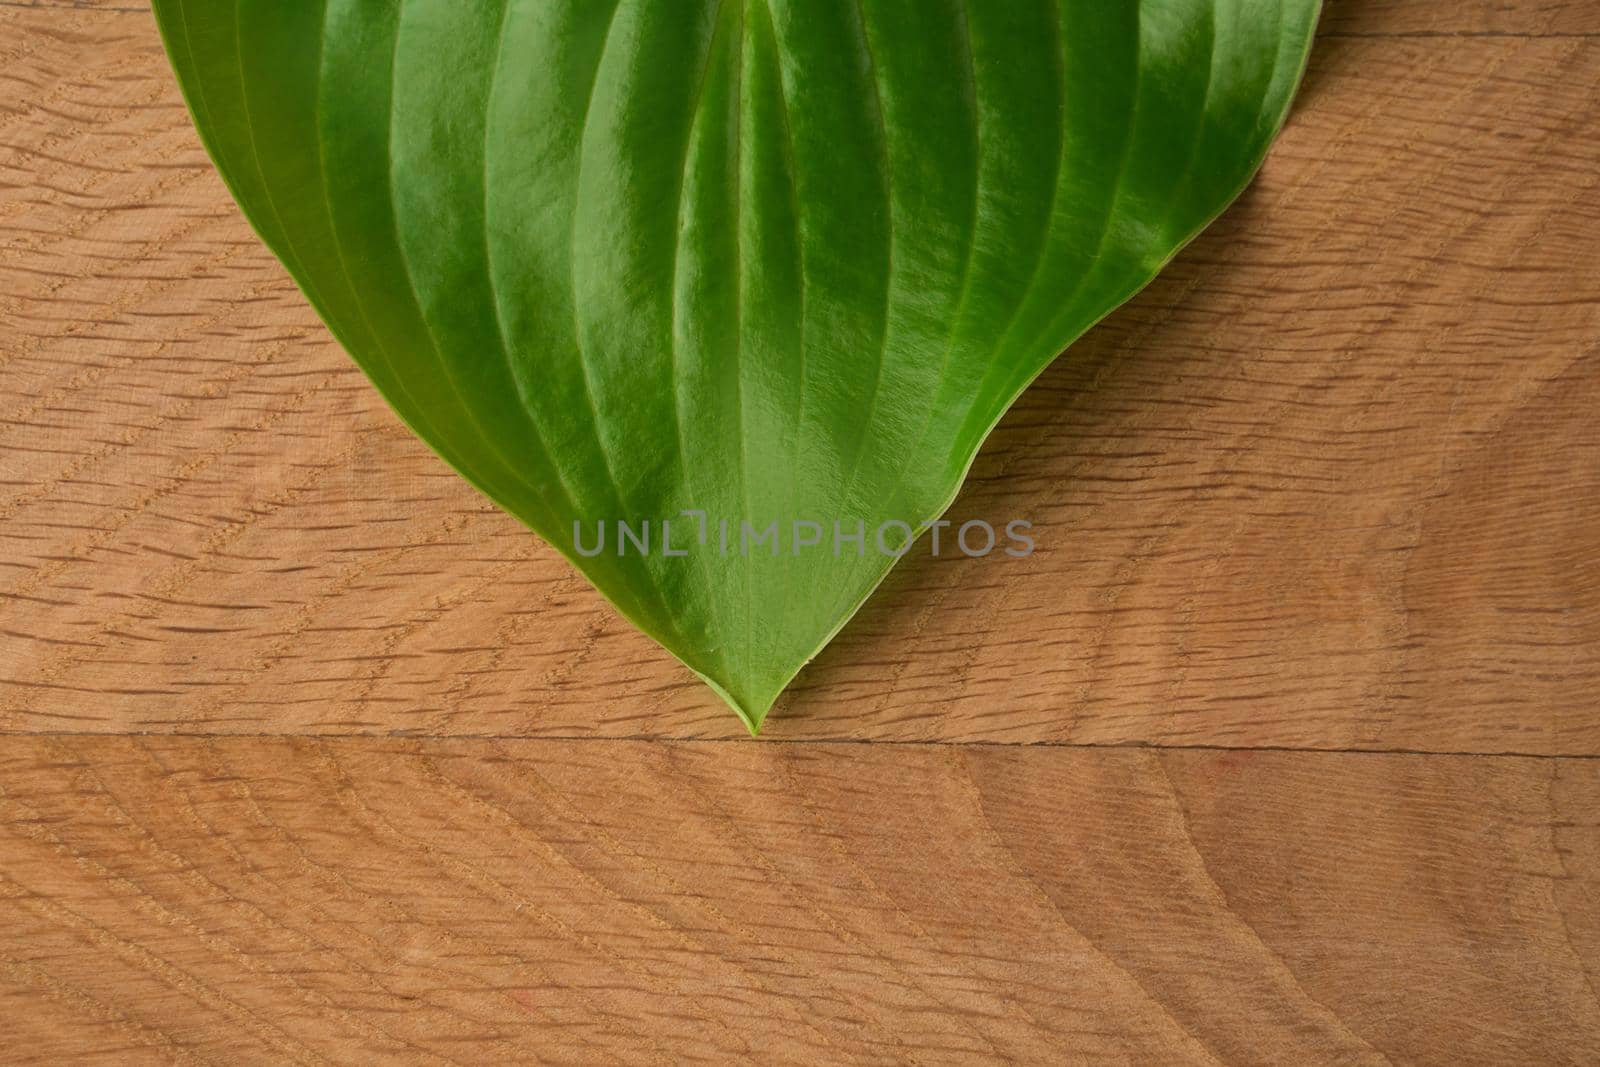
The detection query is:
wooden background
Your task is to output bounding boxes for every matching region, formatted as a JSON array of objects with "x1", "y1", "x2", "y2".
[{"x1": 2, "y1": 0, "x2": 1597, "y2": 1061}]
